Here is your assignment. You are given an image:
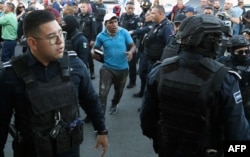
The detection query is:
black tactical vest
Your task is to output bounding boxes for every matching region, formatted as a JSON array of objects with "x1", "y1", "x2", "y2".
[
  {"x1": 157, "y1": 56, "x2": 227, "y2": 157},
  {"x1": 11, "y1": 53, "x2": 83, "y2": 157},
  {"x1": 64, "y1": 31, "x2": 83, "y2": 52},
  {"x1": 78, "y1": 14, "x2": 94, "y2": 39},
  {"x1": 119, "y1": 13, "x2": 139, "y2": 31},
  {"x1": 161, "y1": 35, "x2": 179, "y2": 60},
  {"x1": 143, "y1": 21, "x2": 169, "y2": 62},
  {"x1": 92, "y1": 3, "x2": 106, "y2": 21}
]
